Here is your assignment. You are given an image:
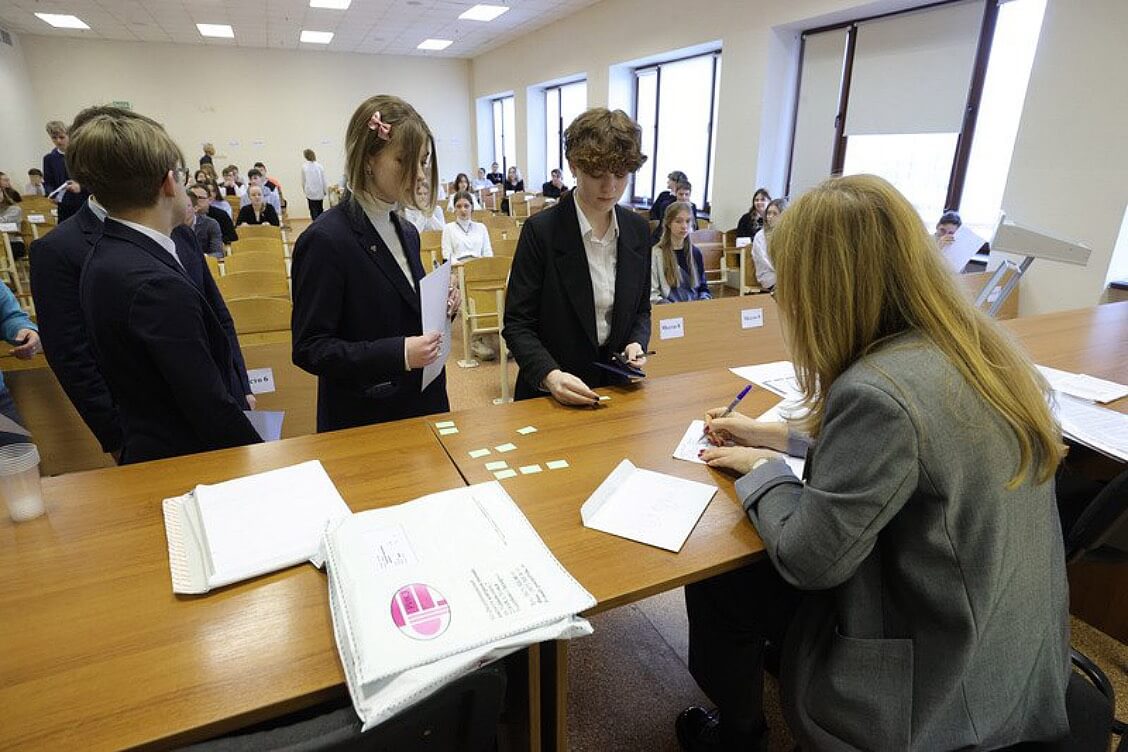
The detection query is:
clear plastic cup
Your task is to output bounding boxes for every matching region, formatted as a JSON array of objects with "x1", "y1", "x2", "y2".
[{"x1": 0, "y1": 443, "x2": 45, "y2": 522}]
